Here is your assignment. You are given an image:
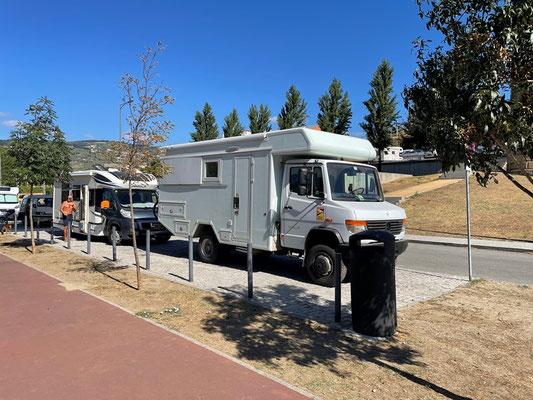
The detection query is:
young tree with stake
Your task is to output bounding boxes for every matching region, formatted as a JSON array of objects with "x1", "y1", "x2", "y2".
[
  {"x1": 8, "y1": 97, "x2": 72, "y2": 254},
  {"x1": 111, "y1": 42, "x2": 175, "y2": 290}
]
